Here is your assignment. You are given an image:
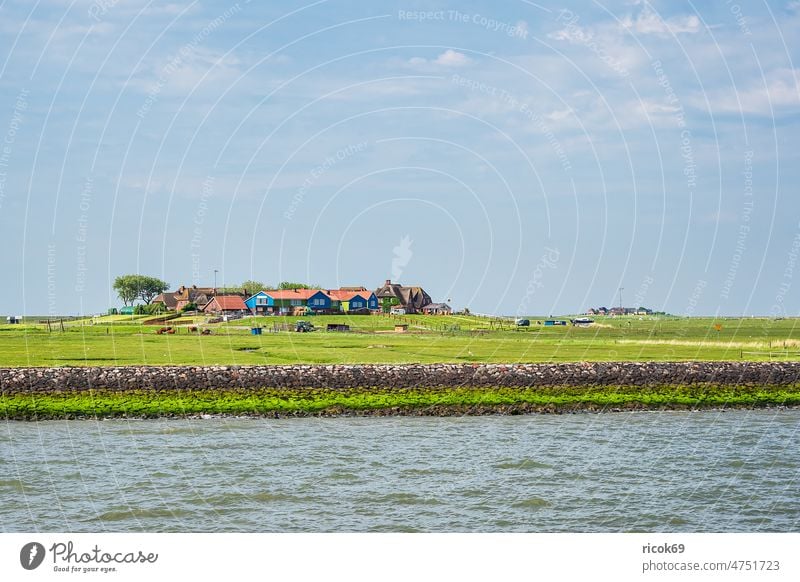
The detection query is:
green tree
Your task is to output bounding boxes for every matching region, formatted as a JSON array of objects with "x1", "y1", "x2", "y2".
[
  {"x1": 112, "y1": 275, "x2": 169, "y2": 306},
  {"x1": 112, "y1": 275, "x2": 139, "y2": 306},
  {"x1": 241, "y1": 280, "x2": 265, "y2": 294},
  {"x1": 278, "y1": 282, "x2": 315, "y2": 289},
  {"x1": 137, "y1": 275, "x2": 169, "y2": 304}
]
